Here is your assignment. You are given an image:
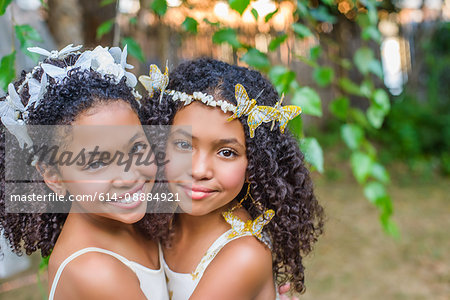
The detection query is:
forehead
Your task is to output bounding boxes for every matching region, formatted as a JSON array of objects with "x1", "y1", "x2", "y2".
[
  {"x1": 74, "y1": 101, "x2": 139, "y2": 126},
  {"x1": 61, "y1": 101, "x2": 144, "y2": 150},
  {"x1": 172, "y1": 102, "x2": 246, "y2": 142}
]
